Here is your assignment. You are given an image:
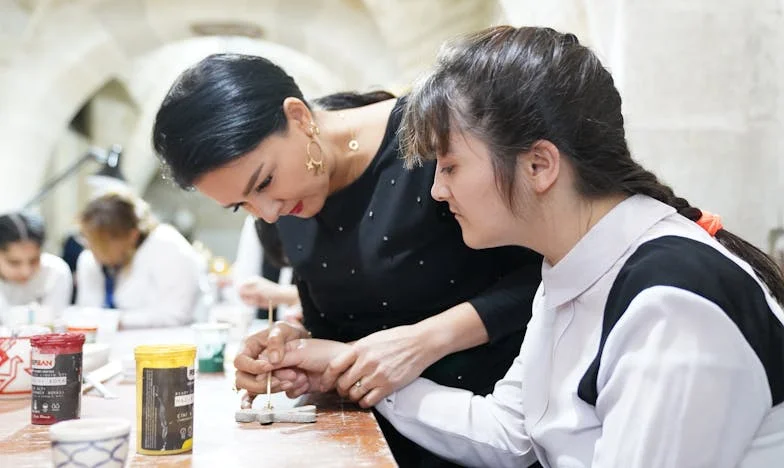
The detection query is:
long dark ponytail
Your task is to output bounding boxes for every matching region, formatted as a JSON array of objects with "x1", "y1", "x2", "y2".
[
  {"x1": 401, "y1": 25, "x2": 784, "y2": 305},
  {"x1": 617, "y1": 163, "x2": 784, "y2": 304}
]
